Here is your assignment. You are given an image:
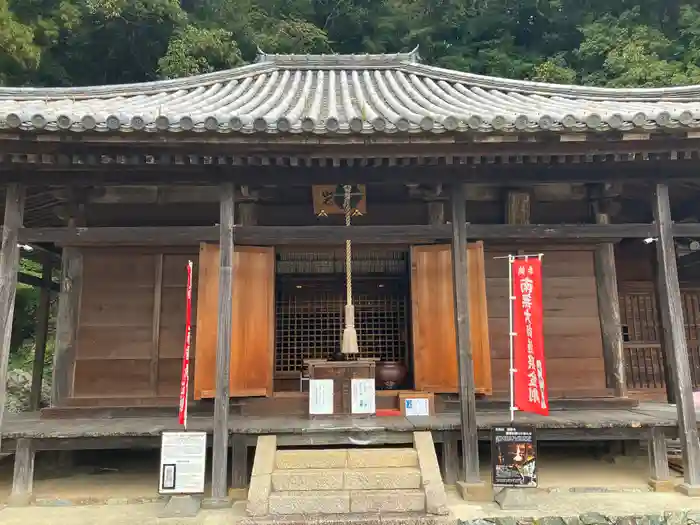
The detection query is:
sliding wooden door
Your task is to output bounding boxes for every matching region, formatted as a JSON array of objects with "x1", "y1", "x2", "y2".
[
  {"x1": 410, "y1": 242, "x2": 492, "y2": 394},
  {"x1": 194, "y1": 244, "x2": 275, "y2": 399}
]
